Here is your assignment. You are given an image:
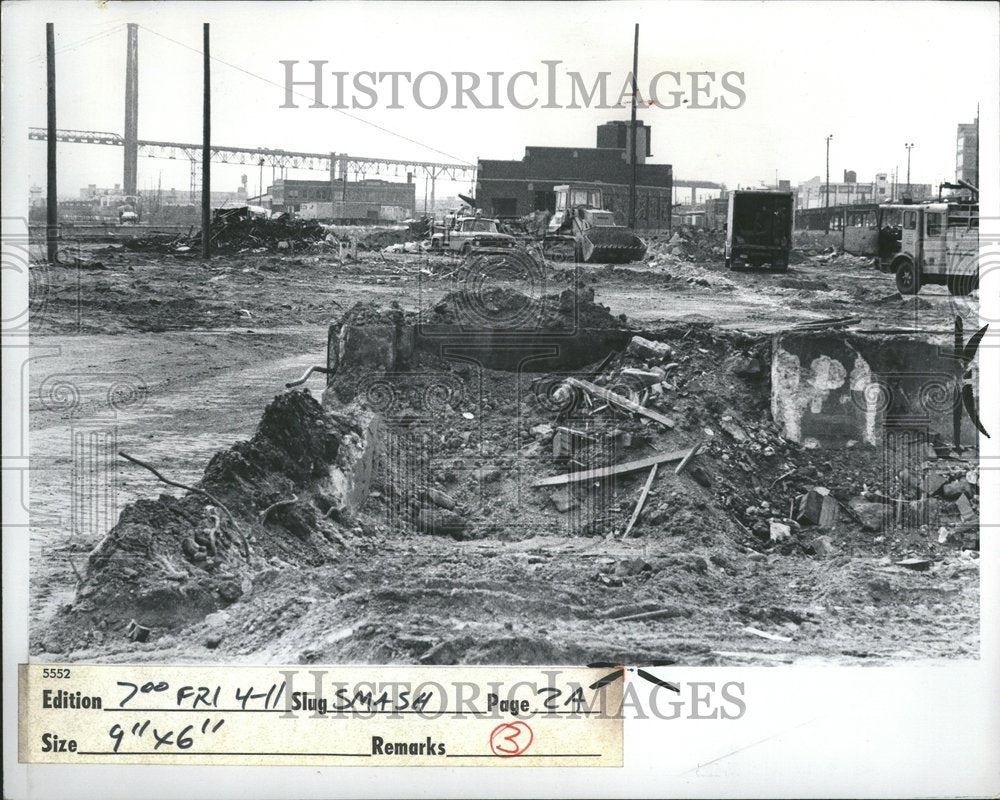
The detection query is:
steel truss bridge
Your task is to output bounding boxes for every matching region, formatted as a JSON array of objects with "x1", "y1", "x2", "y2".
[
  {"x1": 29, "y1": 127, "x2": 476, "y2": 188},
  {"x1": 30, "y1": 127, "x2": 722, "y2": 205}
]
